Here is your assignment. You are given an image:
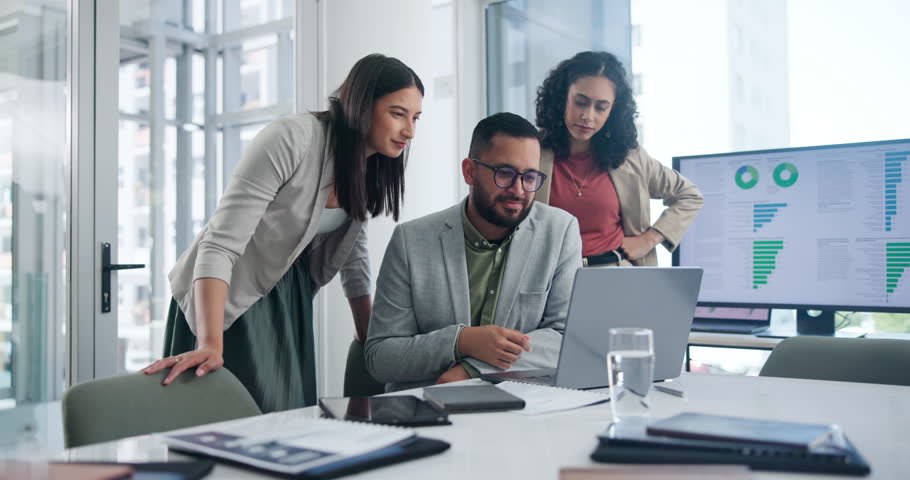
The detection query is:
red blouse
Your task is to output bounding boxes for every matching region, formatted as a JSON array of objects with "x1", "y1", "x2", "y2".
[{"x1": 549, "y1": 151, "x2": 624, "y2": 257}]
